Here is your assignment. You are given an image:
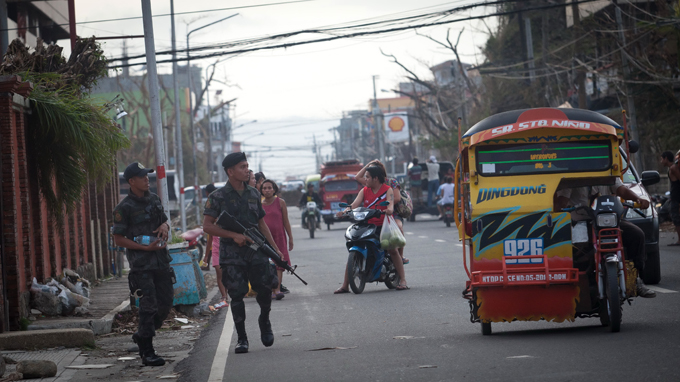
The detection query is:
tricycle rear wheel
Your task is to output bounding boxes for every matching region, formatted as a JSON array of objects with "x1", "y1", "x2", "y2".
[
  {"x1": 605, "y1": 261, "x2": 622, "y2": 332},
  {"x1": 481, "y1": 322, "x2": 492, "y2": 335}
]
